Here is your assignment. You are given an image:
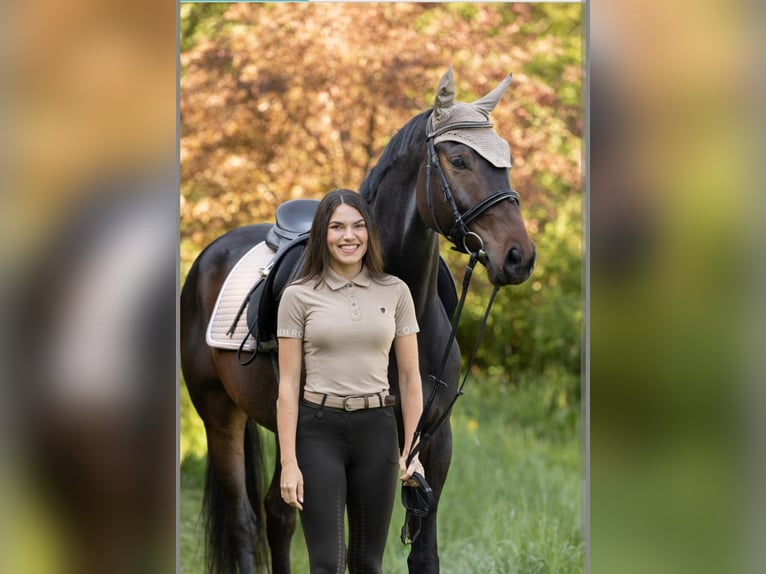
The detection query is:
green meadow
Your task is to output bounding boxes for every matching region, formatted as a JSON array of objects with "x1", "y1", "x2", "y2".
[{"x1": 180, "y1": 374, "x2": 584, "y2": 573}]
